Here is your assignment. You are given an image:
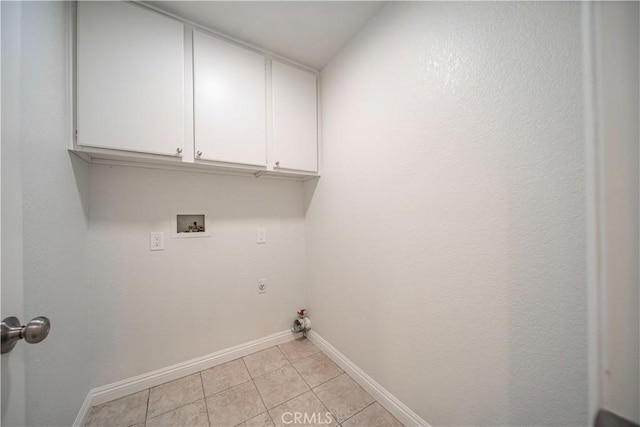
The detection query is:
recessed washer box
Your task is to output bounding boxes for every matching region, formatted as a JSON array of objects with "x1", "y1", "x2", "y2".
[{"x1": 172, "y1": 211, "x2": 210, "y2": 238}]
